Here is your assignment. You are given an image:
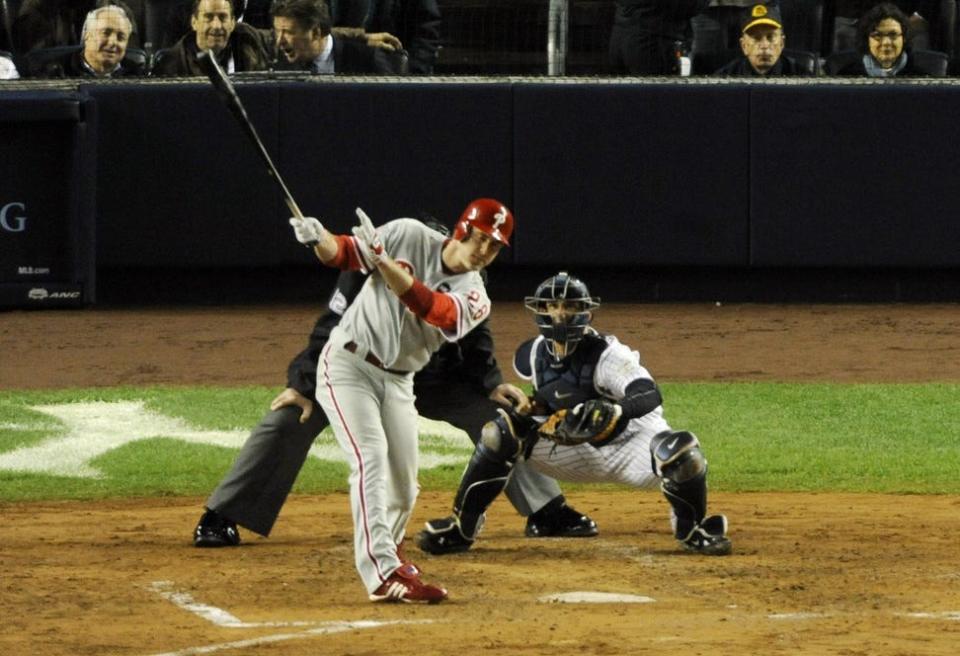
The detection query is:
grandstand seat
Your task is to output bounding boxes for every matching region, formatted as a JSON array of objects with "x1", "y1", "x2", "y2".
[
  {"x1": 825, "y1": 48, "x2": 949, "y2": 77},
  {"x1": 911, "y1": 47, "x2": 950, "y2": 76},
  {"x1": 778, "y1": 0, "x2": 824, "y2": 55}
]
